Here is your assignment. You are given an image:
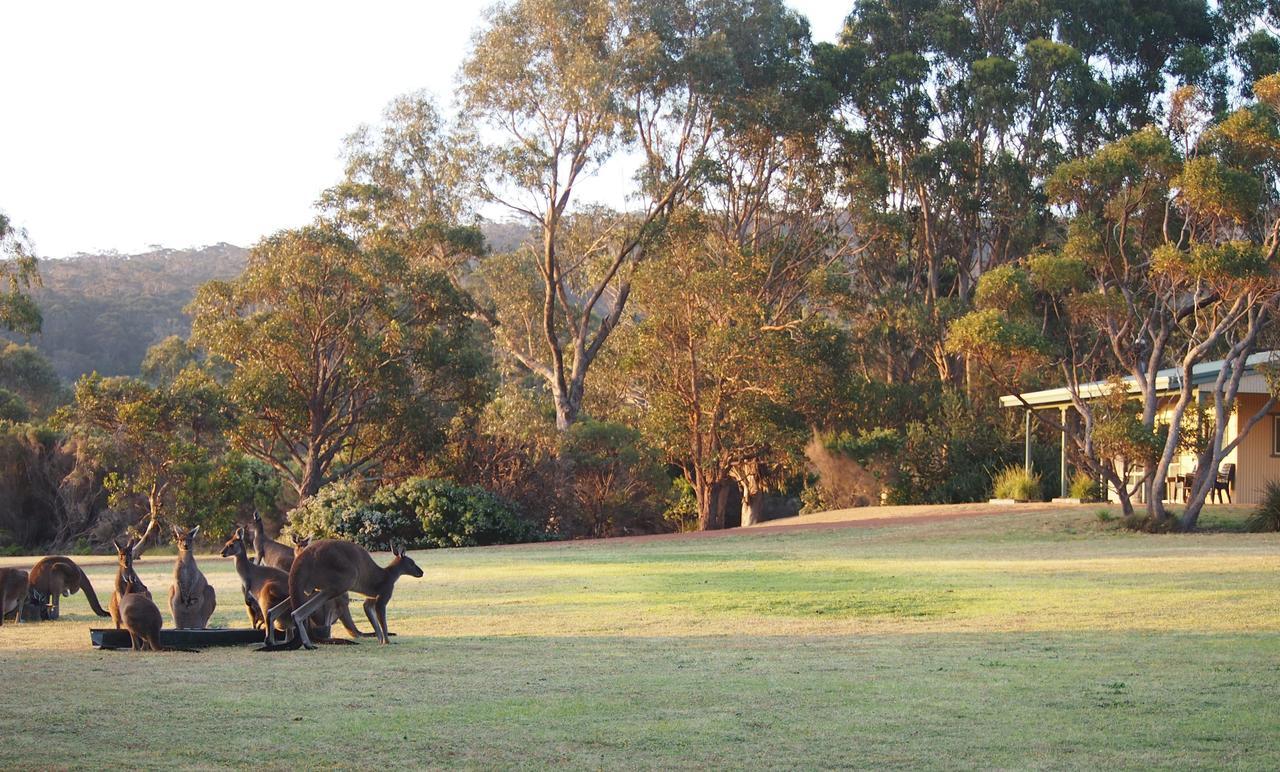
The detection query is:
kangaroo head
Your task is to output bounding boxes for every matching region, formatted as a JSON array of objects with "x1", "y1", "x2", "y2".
[
  {"x1": 220, "y1": 528, "x2": 247, "y2": 558},
  {"x1": 113, "y1": 539, "x2": 146, "y2": 593},
  {"x1": 291, "y1": 534, "x2": 311, "y2": 554},
  {"x1": 113, "y1": 539, "x2": 135, "y2": 571},
  {"x1": 389, "y1": 543, "x2": 423, "y2": 578},
  {"x1": 172, "y1": 525, "x2": 200, "y2": 554}
]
